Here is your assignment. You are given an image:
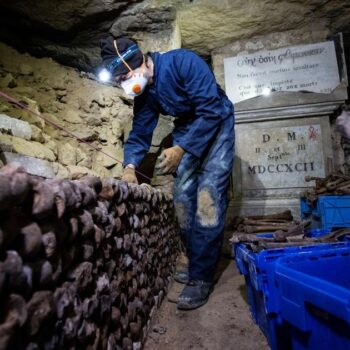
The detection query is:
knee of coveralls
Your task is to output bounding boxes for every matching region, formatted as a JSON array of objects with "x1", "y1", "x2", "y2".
[
  {"x1": 189, "y1": 184, "x2": 229, "y2": 282},
  {"x1": 188, "y1": 115, "x2": 235, "y2": 282},
  {"x1": 173, "y1": 151, "x2": 198, "y2": 256}
]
